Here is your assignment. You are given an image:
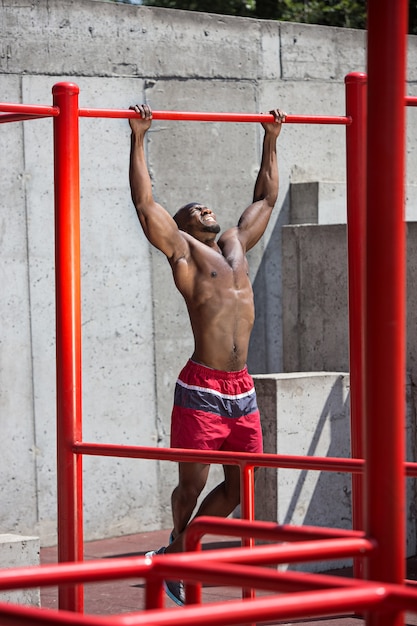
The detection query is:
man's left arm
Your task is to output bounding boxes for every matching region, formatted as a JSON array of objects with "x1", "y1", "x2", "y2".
[{"x1": 237, "y1": 109, "x2": 286, "y2": 251}]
